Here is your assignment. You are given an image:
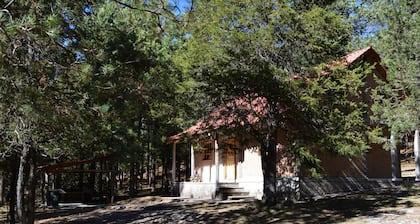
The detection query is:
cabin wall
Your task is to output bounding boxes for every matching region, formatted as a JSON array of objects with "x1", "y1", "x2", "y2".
[
  {"x1": 319, "y1": 154, "x2": 367, "y2": 177},
  {"x1": 238, "y1": 146, "x2": 263, "y2": 182},
  {"x1": 367, "y1": 144, "x2": 392, "y2": 178},
  {"x1": 193, "y1": 141, "x2": 216, "y2": 183},
  {"x1": 193, "y1": 140, "x2": 264, "y2": 183}
]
